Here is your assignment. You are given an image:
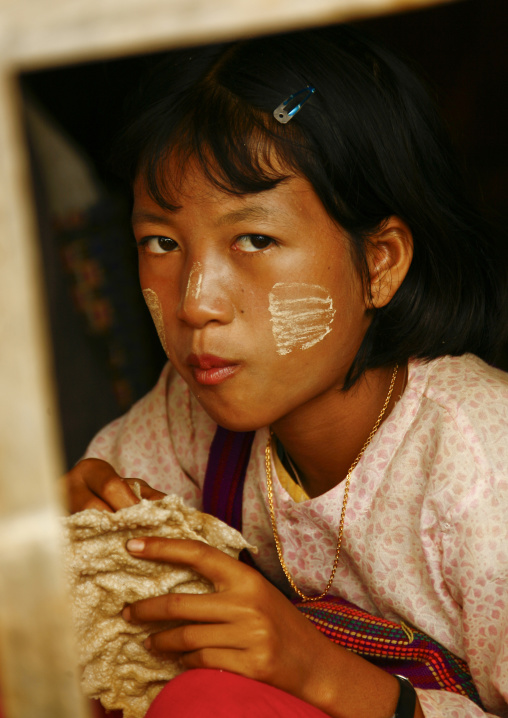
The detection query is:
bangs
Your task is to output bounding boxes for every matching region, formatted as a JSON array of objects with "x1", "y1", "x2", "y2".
[{"x1": 135, "y1": 79, "x2": 318, "y2": 210}]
